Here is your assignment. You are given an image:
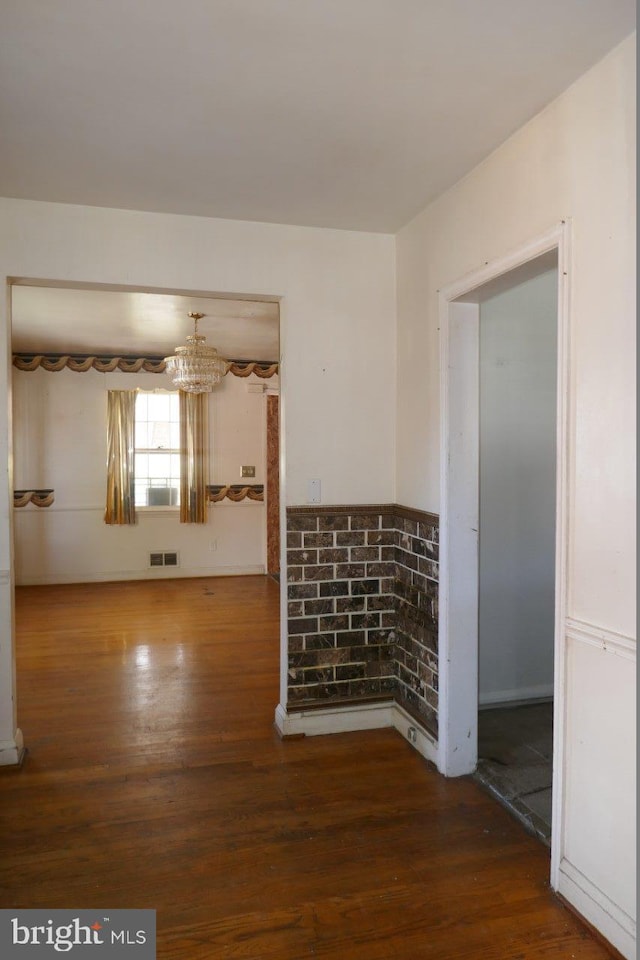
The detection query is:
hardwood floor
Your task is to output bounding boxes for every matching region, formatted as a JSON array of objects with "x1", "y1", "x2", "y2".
[{"x1": 0, "y1": 576, "x2": 615, "y2": 959}]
